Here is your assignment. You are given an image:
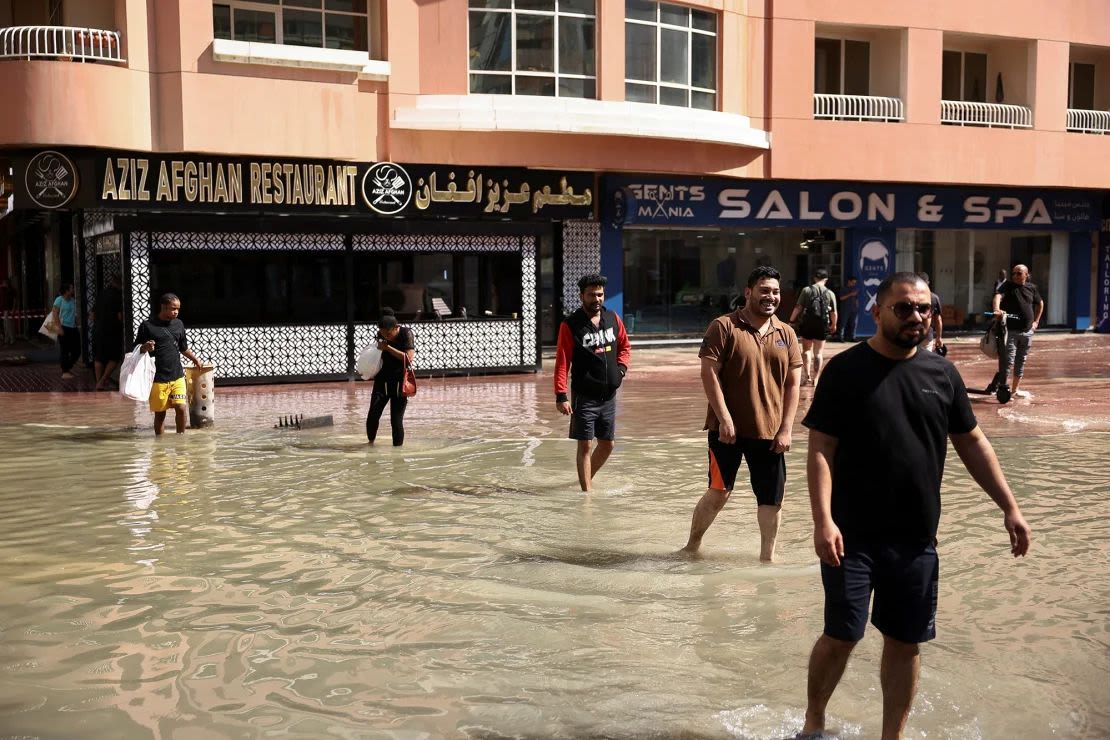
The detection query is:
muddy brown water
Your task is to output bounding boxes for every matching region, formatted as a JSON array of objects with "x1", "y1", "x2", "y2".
[{"x1": 0, "y1": 337, "x2": 1107, "y2": 738}]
